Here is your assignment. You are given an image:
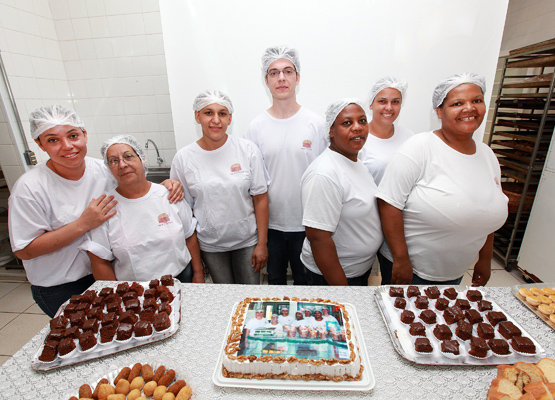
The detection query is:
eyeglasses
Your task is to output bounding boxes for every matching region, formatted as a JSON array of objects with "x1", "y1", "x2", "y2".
[
  {"x1": 267, "y1": 67, "x2": 296, "y2": 78},
  {"x1": 108, "y1": 154, "x2": 137, "y2": 167}
]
